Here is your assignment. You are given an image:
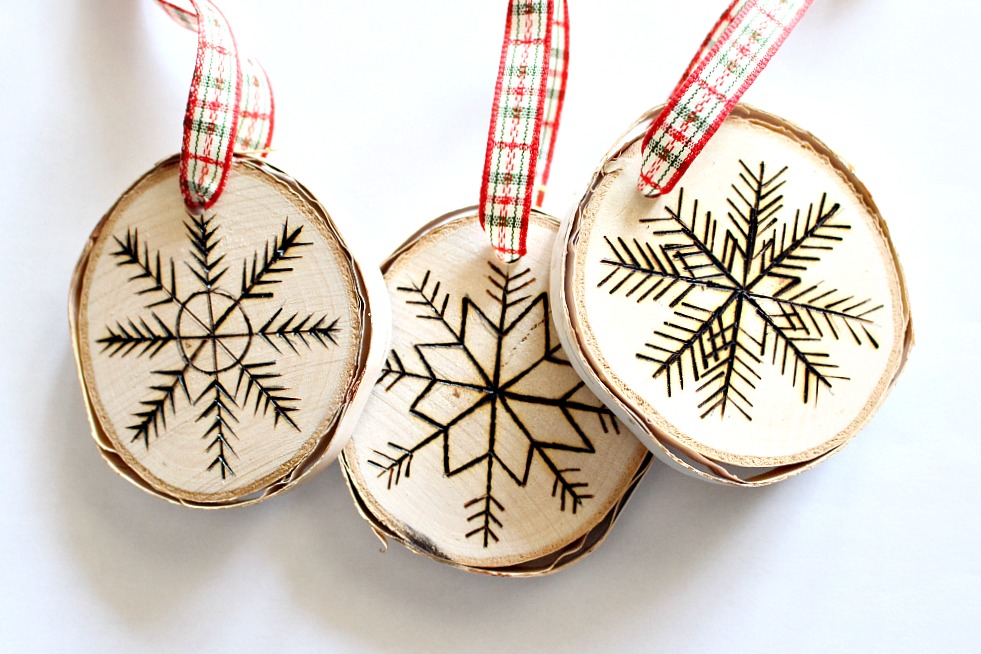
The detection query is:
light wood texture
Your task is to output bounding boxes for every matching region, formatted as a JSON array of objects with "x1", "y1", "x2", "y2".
[
  {"x1": 553, "y1": 105, "x2": 913, "y2": 485},
  {"x1": 70, "y1": 155, "x2": 388, "y2": 506},
  {"x1": 342, "y1": 209, "x2": 650, "y2": 575}
]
